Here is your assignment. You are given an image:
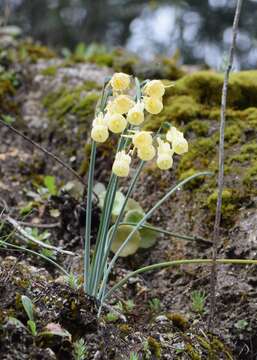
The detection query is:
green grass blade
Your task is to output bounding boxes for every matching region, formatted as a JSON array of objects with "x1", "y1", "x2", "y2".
[
  {"x1": 121, "y1": 222, "x2": 211, "y2": 244},
  {"x1": 103, "y1": 258, "x2": 257, "y2": 301},
  {"x1": 84, "y1": 141, "x2": 96, "y2": 292},
  {"x1": 0, "y1": 240, "x2": 69, "y2": 275}
]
